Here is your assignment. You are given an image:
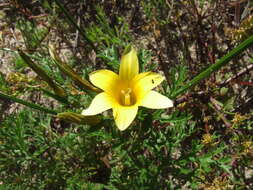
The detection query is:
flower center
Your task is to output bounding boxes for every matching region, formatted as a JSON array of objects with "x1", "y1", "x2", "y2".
[{"x1": 120, "y1": 88, "x2": 134, "y2": 106}]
